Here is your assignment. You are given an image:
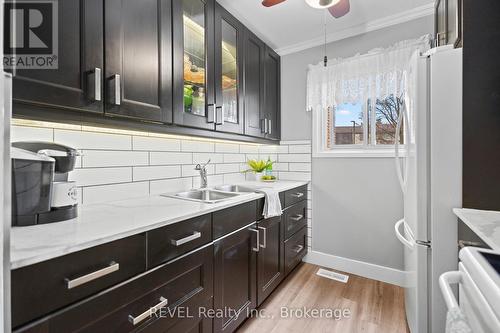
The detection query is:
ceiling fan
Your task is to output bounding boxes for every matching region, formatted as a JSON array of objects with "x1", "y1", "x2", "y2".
[{"x1": 262, "y1": 0, "x2": 350, "y2": 18}]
